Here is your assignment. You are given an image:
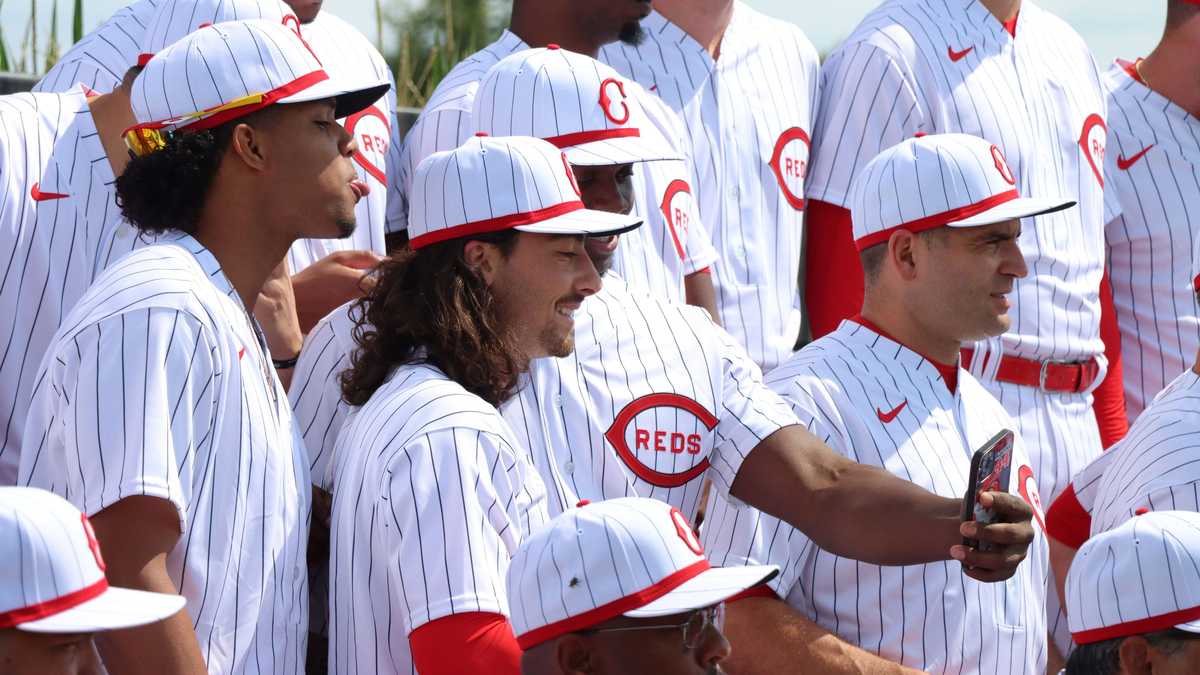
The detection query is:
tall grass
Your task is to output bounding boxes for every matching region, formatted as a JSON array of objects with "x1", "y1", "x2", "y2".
[
  {"x1": 0, "y1": 0, "x2": 82, "y2": 73},
  {"x1": 385, "y1": 0, "x2": 507, "y2": 108}
]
